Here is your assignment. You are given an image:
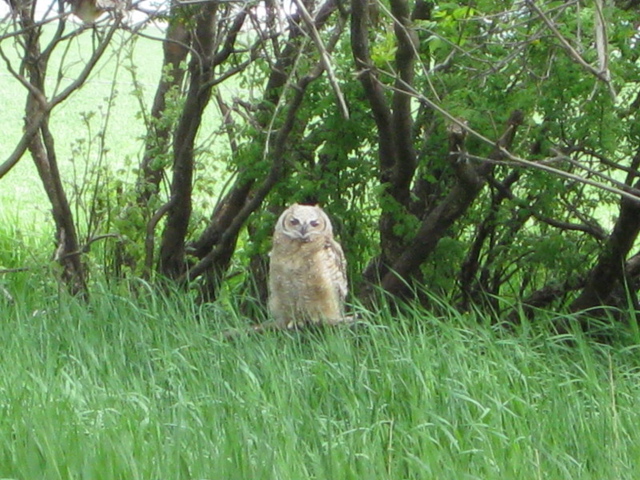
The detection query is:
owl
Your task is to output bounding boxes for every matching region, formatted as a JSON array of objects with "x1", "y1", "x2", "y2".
[{"x1": 268, "y1": 204, "x2": 347, "y2": 328}]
